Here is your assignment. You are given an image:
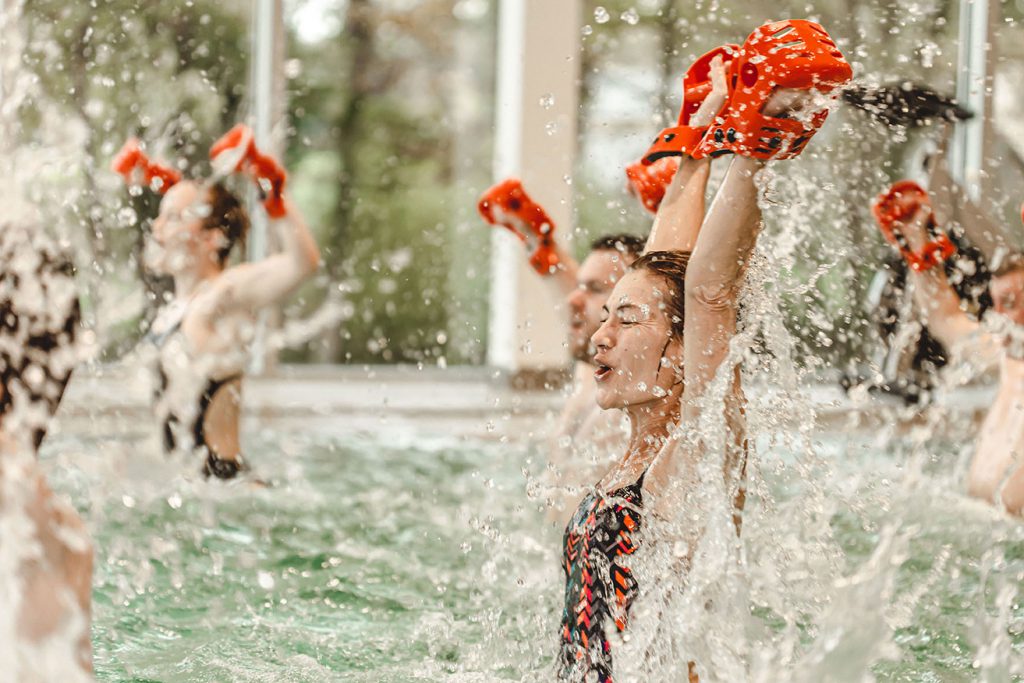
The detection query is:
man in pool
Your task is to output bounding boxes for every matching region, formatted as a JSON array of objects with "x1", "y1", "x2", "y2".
[
  {"x1": 874, "y1": 156, "x2": 1024, "y2": 514},
  {"x1": 476, "y1": 182, "x2": 646, "y2": 521}
]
